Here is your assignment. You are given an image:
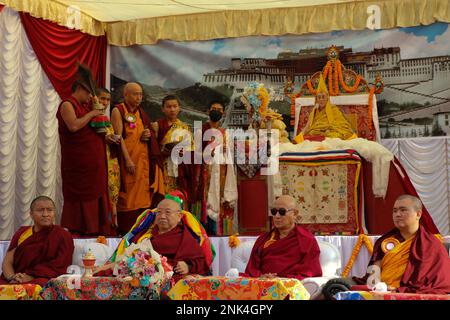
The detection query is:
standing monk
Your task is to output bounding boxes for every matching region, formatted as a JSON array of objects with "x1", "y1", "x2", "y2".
[
  {"x1": 153, "y1": 95, "x2": 194, "y2": 208},
  {"x1": 57, "y1": 68, "x2": 111, "y2": 235},
  {"x1": 112, "y1": 83, "x2": 163, "y2": 235}
]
